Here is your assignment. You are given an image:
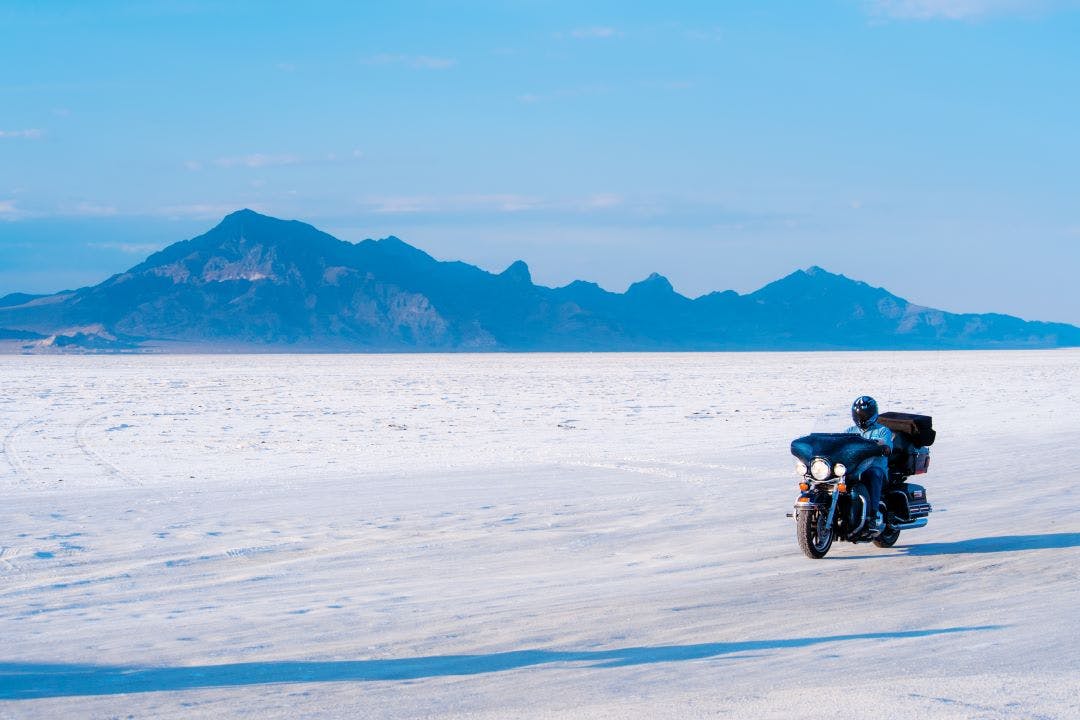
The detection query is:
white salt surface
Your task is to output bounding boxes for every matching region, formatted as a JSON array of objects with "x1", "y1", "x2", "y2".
[{"x1": 1, "y1": 351, "x2": 1078, "y2": 718}]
